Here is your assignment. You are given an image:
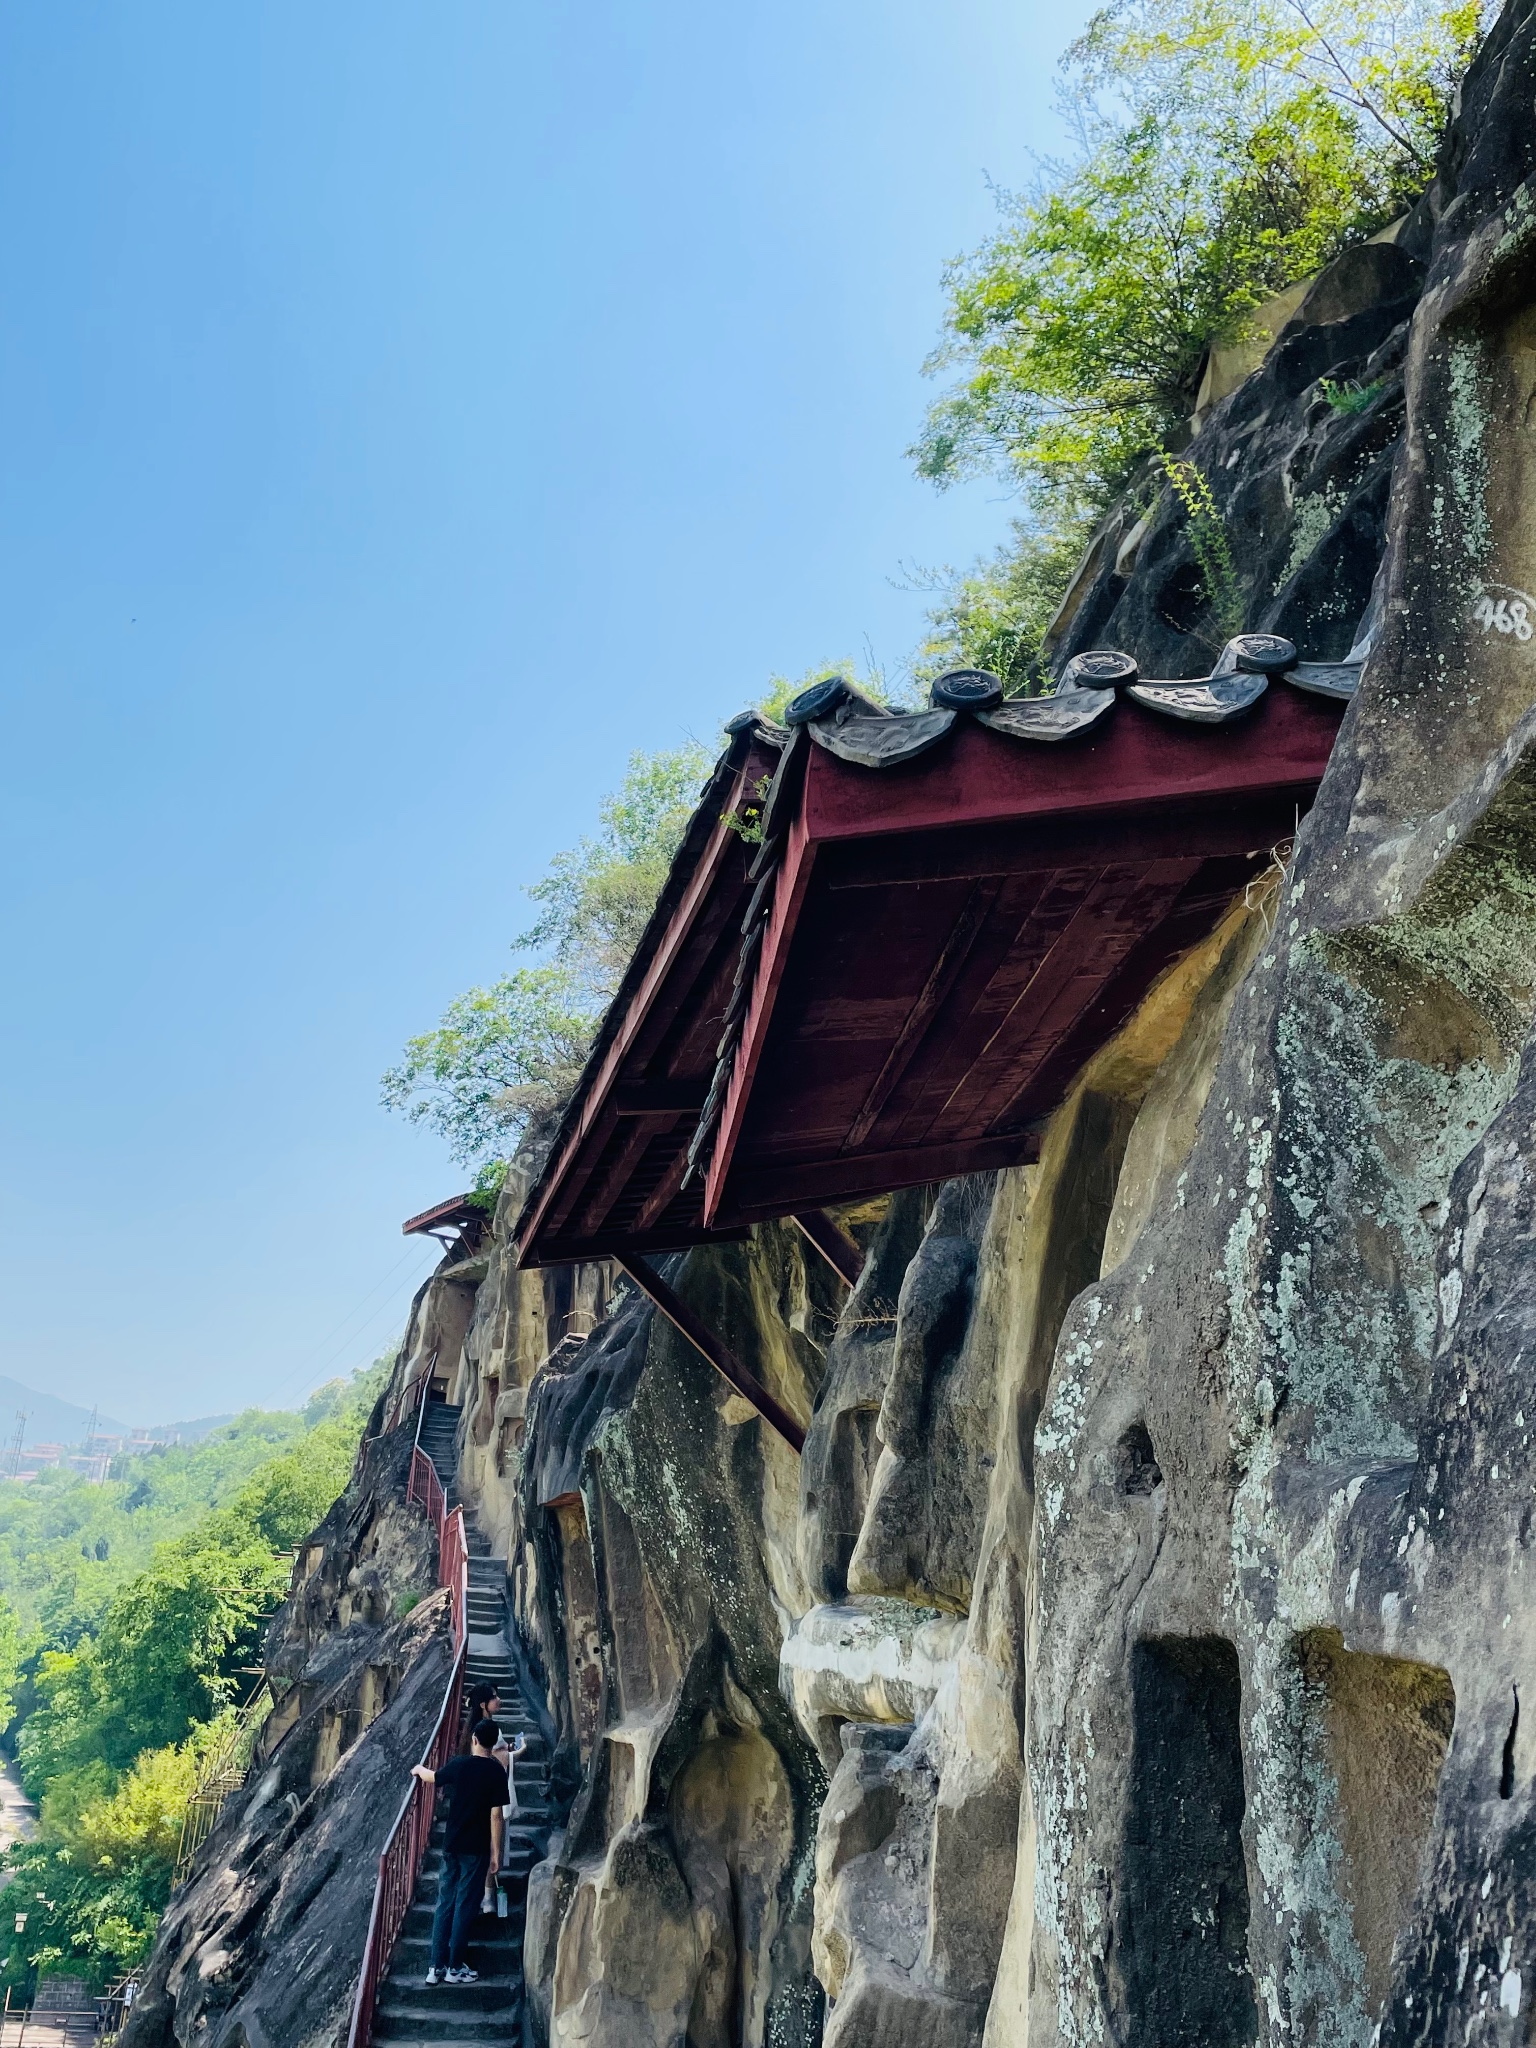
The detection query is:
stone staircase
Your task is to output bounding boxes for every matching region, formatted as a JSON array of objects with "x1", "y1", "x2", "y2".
[{"x1": 371, "y1": 1397, "x2": 554, "y2": 2046}]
